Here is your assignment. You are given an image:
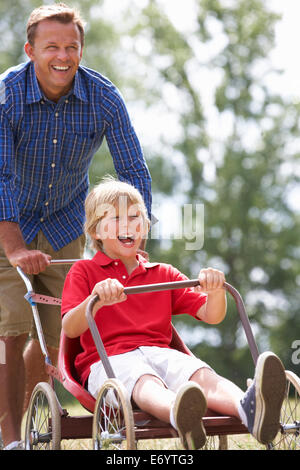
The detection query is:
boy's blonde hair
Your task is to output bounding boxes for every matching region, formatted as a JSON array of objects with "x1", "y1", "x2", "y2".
[
  {"x1": 27, "y1": 3, "x2": 86, "y2": 46},
  {"x1": 85, "y1": 176, "x2": 150, "y2": 251}
]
